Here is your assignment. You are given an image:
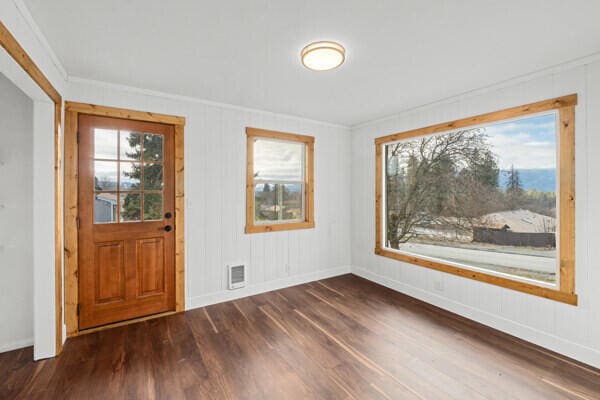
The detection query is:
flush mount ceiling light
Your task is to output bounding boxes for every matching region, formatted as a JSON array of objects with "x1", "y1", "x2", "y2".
[{"x1": 301, "y1": 41, "x2": 345, "y2": 71}]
